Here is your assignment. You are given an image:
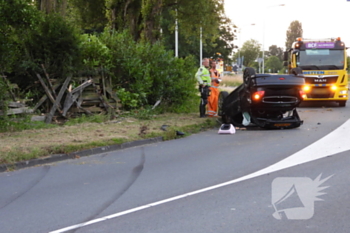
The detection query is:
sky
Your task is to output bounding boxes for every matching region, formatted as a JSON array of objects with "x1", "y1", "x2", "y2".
[{"x1": 224, "y1": 0, "x2": 350, "y2": 51}]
